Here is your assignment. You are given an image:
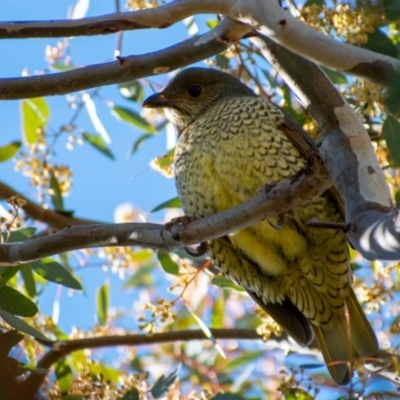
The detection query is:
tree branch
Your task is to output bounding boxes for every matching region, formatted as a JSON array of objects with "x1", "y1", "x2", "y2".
[
  {"x1": 0, "y1": 18, "x2": 250, "y2": 100},
  {"x1": 1, "y1": 0, "x2": 399, "y2": 89},
  {"x1": 250, "y1": 33, "x2": 400, "y2": 260},
  {"x1": 0, "y1": 181, "x2": 102, "y2": 229},
  {"x1": 20, "y1": 328, "x2": 263, "y2": 398},
  {"x1": 0, "y1": 155, "x2": 332, "y2": 265}
]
